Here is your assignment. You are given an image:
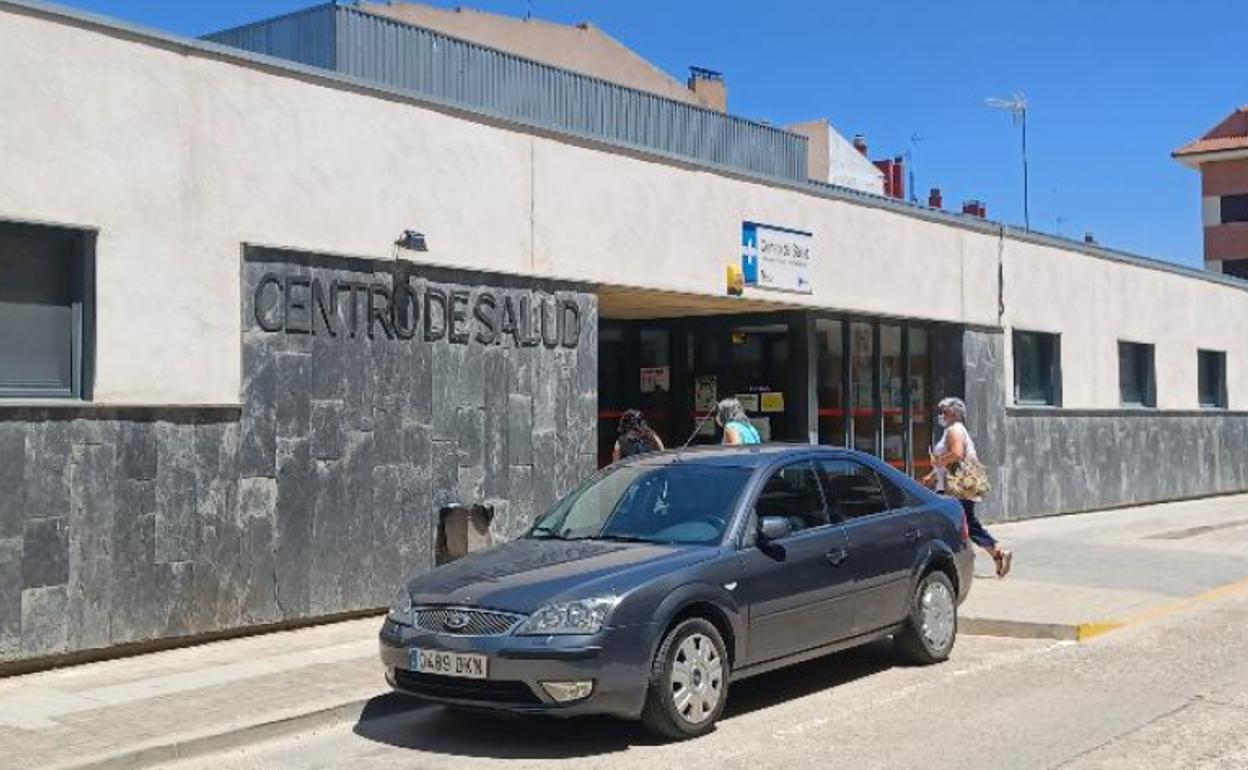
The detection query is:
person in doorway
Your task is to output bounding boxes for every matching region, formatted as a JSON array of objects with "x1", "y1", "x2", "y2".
[
  {"x1": 923, "y1": 396, "x2": 1013, "y2": 578},
  {"x1": 716, "y1": 398, "x2": 762, "y2": 445},
  {"x1": 612, "y1": 409, "x2": 665, "y2": 462}
]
